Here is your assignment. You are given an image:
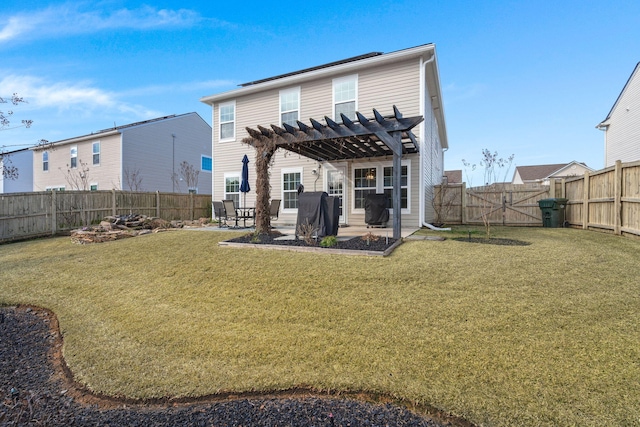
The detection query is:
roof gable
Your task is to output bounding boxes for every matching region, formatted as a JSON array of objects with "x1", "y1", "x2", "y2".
[{"x1": 598, "y1": 62, "x2": 640, "y2": 128}]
